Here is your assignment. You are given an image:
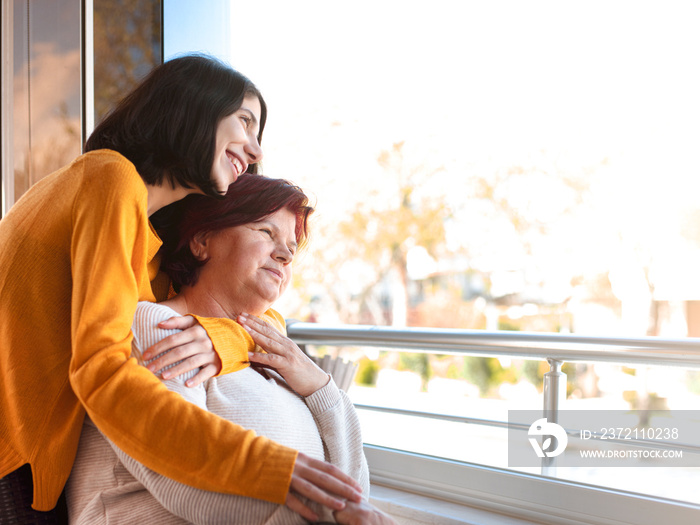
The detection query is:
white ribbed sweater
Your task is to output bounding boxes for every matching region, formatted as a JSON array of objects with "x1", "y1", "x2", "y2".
[{"x1": 66, "y1": 302, "x2": 369, "y2": 524}]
